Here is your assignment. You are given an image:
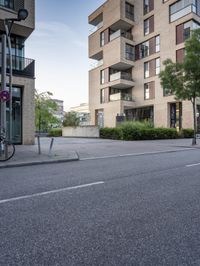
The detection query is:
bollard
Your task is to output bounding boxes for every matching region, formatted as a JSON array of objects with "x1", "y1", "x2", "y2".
[
  {"x1": 37, "y1": 135, "x2": 41, "y2": 155},
  {"x1": 49, "y1": 138, "x2": 54, "y2": 156}
]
